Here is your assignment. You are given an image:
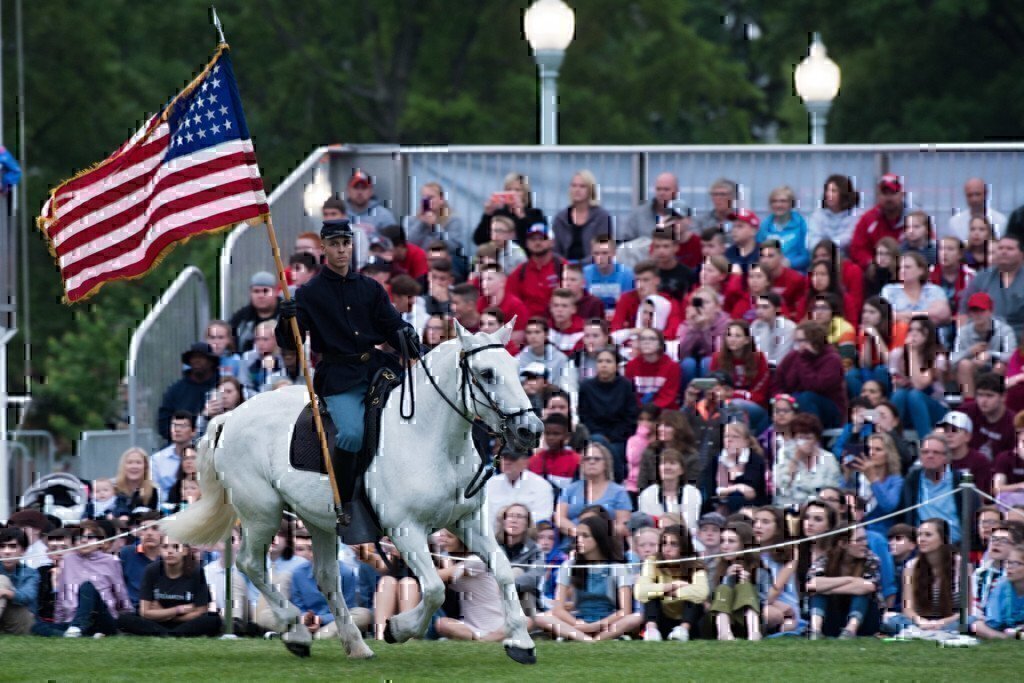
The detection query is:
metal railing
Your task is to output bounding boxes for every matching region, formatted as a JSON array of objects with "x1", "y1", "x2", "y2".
[
  {"x1": 127, "y1": 266, "x2": 209, "y2": 447},
  {"x1": 76, "y1": 428, "x2": 158, "y2": 483},
  {"x1": 217, "y1": 143, "x2": 1024, "y2": 319}
]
